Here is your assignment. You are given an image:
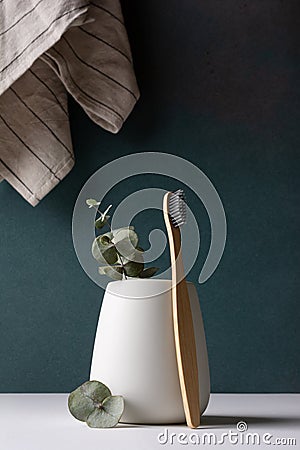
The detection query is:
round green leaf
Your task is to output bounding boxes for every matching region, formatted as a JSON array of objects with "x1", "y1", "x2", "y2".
[
  {"x1": 68, "y1": 390, "x2": 94, "y2": 422},
  {"x1": 95, "y1": 216, "x2": 109, "y2": 229},
  {"x1": 100, "y1": 233, "x2": 113, "y2": 244},
  {"x1": 92, "y1": 235, "x2": 118, "y2": 265},
  {"x1": 113, "y1": 230, "x2": 139, "y2": 260},
  {"x1": 124, "y1": 261, "x2": 144, "y2": 277},
  {"x1": 123, "y1": 248, "x2": 144, "y2": 264},
  {"x1": 86, "y1": 396, "x2": 124, "y2": 428},
  {"x1": 68, "y1": 381, "x2": 111, "y2": 422},
  {"x1": 86, "y1": 199, "x2": 100, "y2": 208},
  {"x1": 102, "y1": 247, "x2": 117, "y2": 265},
  {"x1": 82, "y1": 380, "x2": 111, "y2": 402},
  {"x1": 139, "y1": 267, "x2": 159, "y2": 278},
  {"x1": 114, "y1": 229, "x2": 138, "y2": 246},
  {"x1": 98, "y1": 266, "x2": 123, "y2": 280}
]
